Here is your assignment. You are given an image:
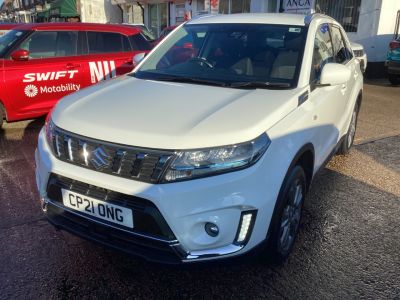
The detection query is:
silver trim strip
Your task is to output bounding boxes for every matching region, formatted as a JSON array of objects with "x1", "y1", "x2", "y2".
[{"x1": 184, "y1": 244, "x2": 244, "y2": 260}]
